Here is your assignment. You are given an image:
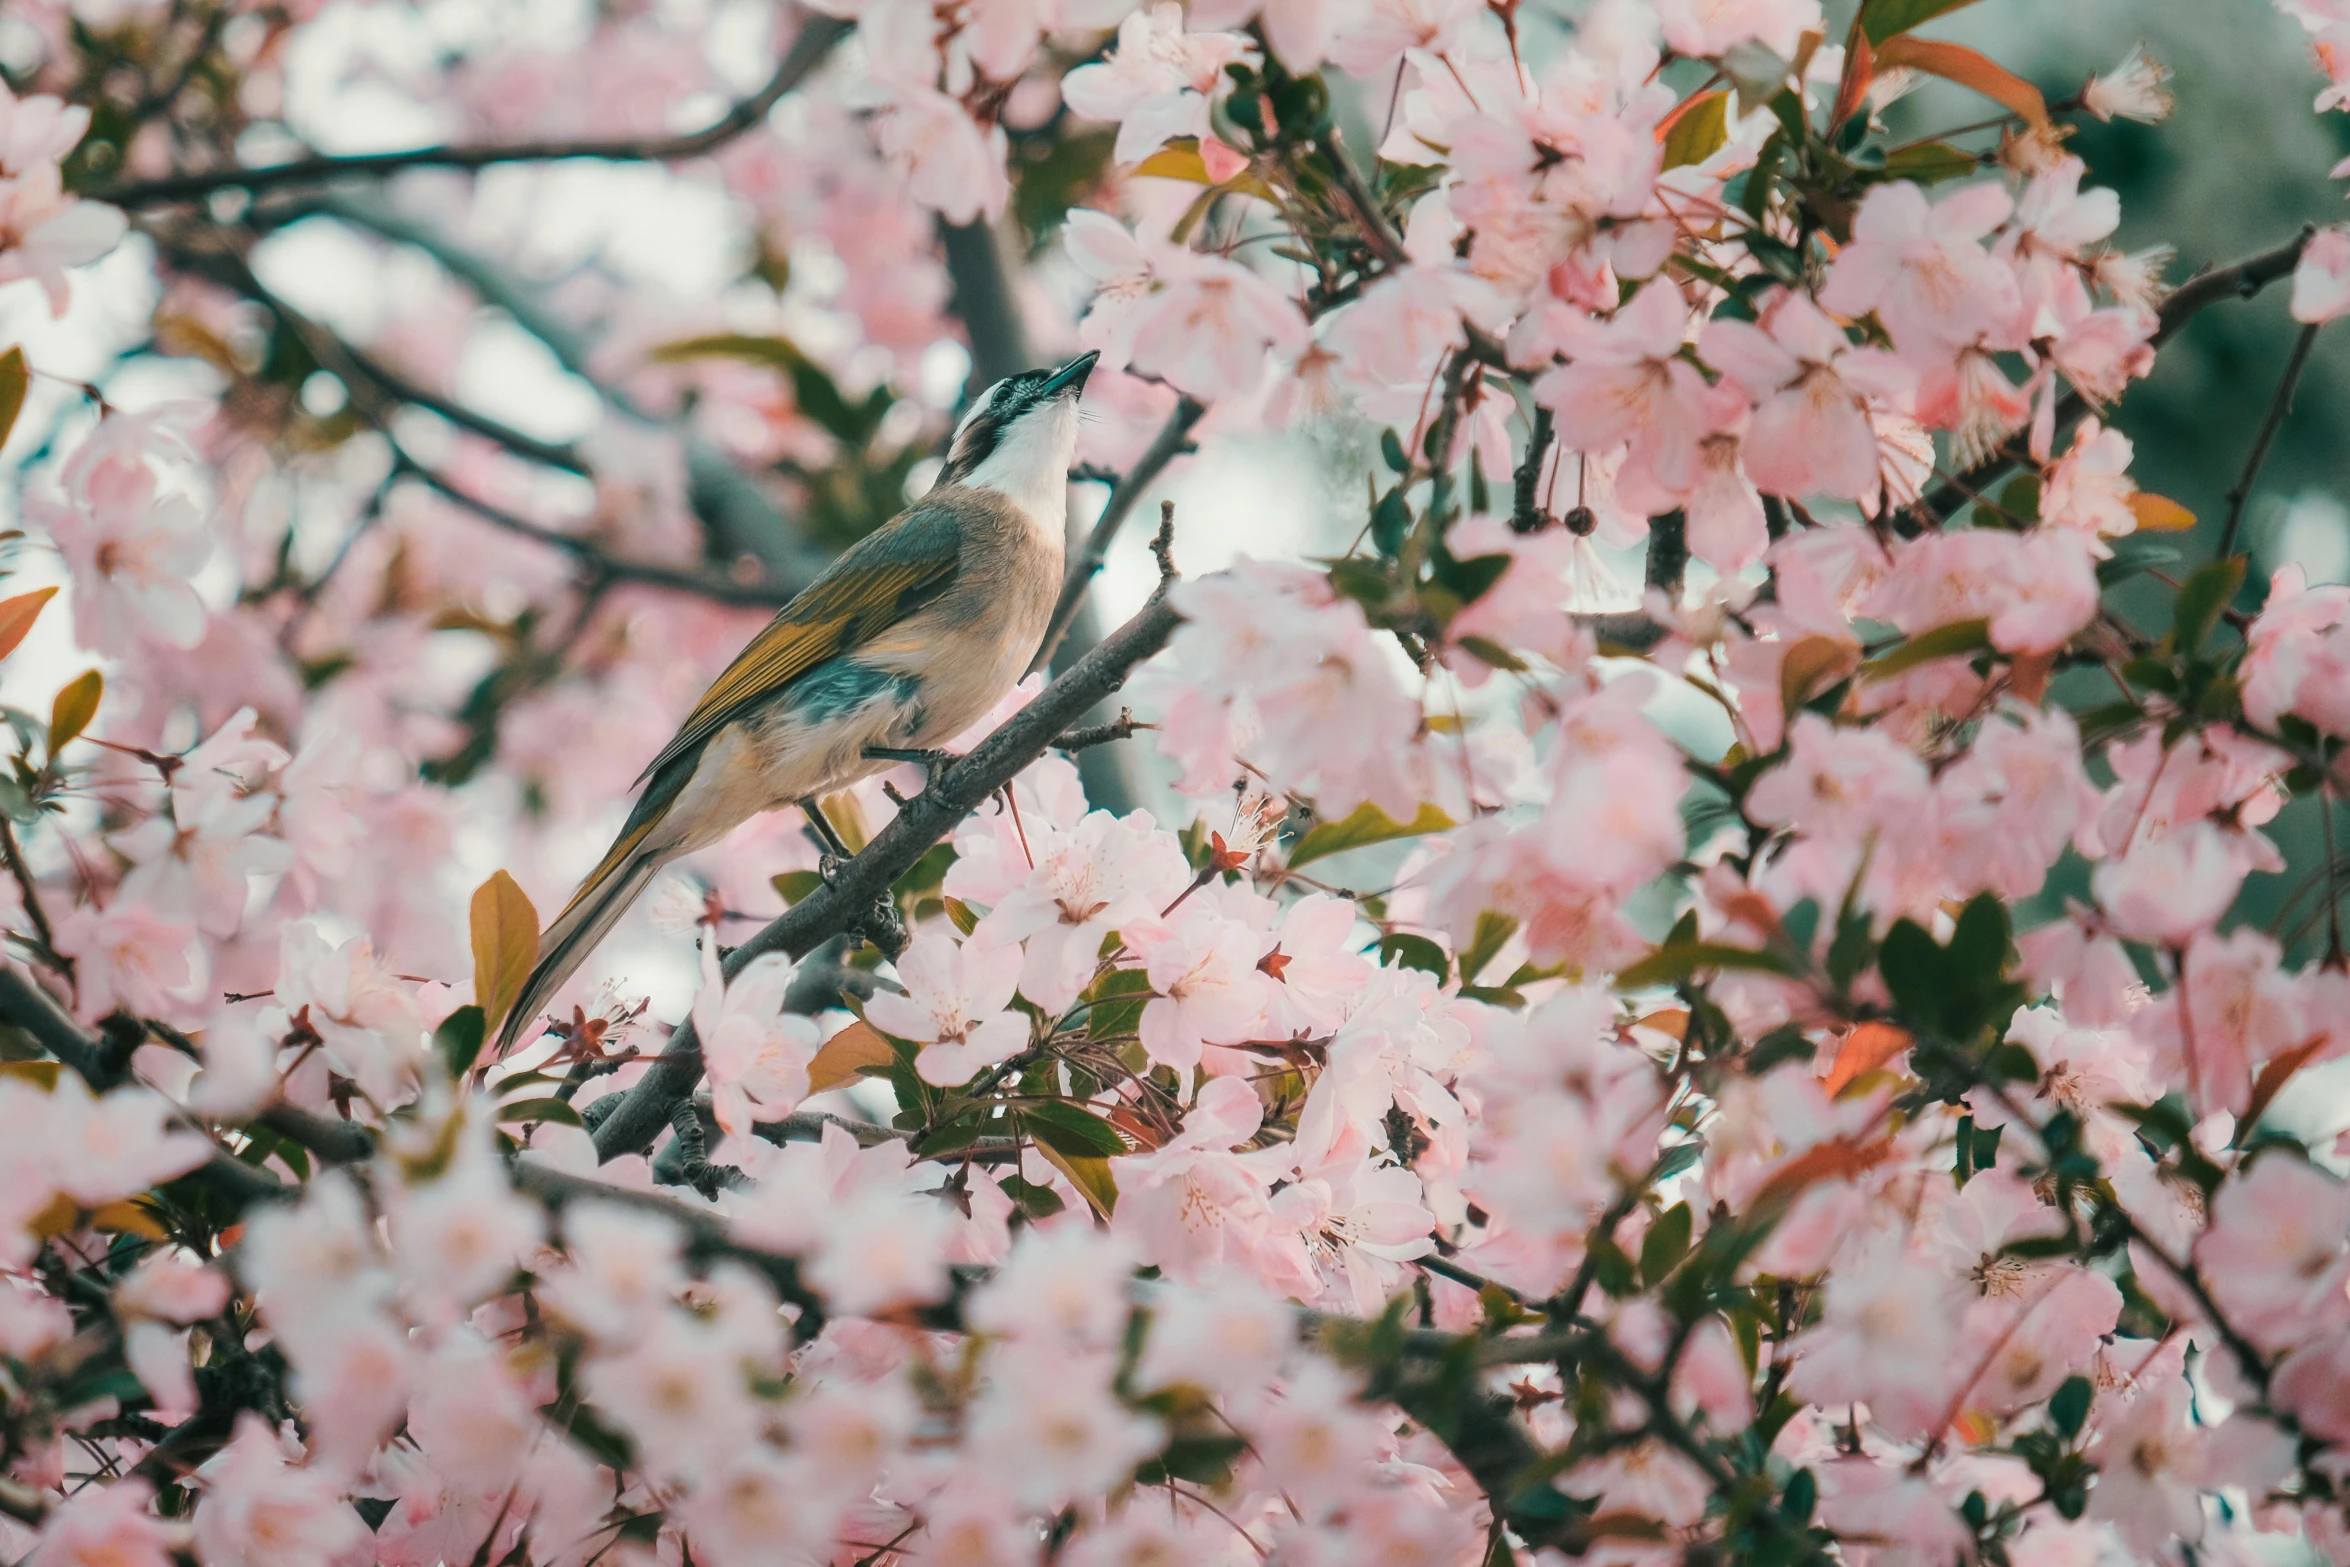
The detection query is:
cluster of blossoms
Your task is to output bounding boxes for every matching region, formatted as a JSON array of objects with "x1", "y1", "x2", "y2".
[{"x1": 7, "y1": 0, "x2": 2350, "y2": 1565}]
